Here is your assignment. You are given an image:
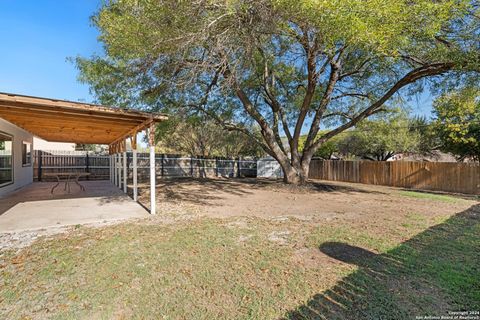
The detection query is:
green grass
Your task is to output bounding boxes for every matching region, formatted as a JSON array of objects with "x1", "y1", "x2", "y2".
[
  {"x1": 1, "y1": 205, "x2": 479, "y2": 319},
  {"x1": 398, "y1": 190, "x2": 462, "y2": 203},
  {"x1": 289, "y1": 206, "x2": 480, "y2": 319}
]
